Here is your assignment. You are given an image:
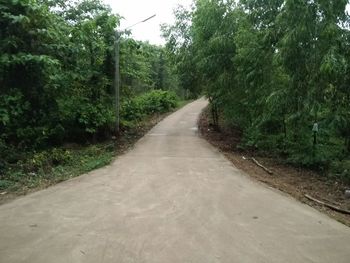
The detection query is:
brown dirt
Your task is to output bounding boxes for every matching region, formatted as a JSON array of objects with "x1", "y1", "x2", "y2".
[{"x1": 198, "y1": 107, "x2": 350, "y2": 227}]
